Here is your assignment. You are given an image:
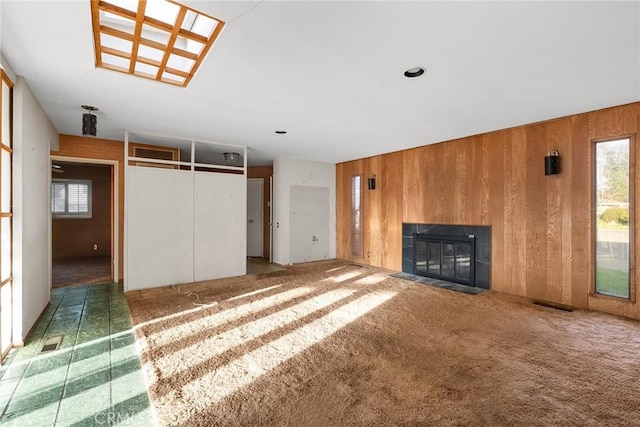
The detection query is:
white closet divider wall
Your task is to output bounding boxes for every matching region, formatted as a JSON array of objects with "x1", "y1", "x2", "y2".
[
  {"x1": 124, "y1": 130, "x2": 247, "y2": 291},
  {"x1": 127, "y1": 167, "x2": 194, "y2": 289},
  {"x1": 194, "y1": 172, "x2": 246, "y2": 281}
]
